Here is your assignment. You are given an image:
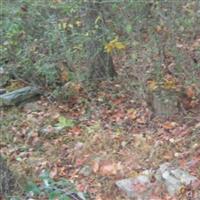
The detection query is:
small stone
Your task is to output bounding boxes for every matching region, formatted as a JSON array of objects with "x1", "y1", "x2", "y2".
[
  {"x1": 174, "y1": 152, "x2": 180, "y2": 157},
  {"x1": 156, "y1": 162, "x2": 198, "y2": 196},
  {"x1": 169, "y1": 138, "x2": 175, "y2": 143},
  {"x1": 116, "y1": 162, "x2": 198, "y2": 198},
  {"x1": 39, "y1": 125, "x2": 63, "y2": 138},
  {"x1": 121, "y1": 141, "x2": 127, "y2": 147},
  {"x1": 192, "y1": 143, "x2": 198, "y2": 149},
  {"x1": 79, "y1": 165, "x2": 92, "y2": 177},
  {"x1": 74, "y1": 142, "x2": 84, "y2": 150}
]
